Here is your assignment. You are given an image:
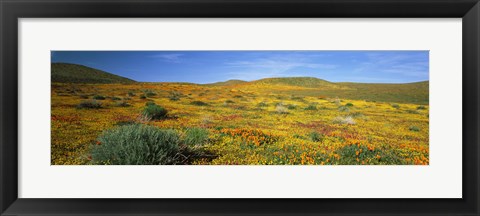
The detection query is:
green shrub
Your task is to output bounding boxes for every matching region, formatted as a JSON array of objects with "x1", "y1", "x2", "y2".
[
  {"x1": 77, "y1": 100, "x2": 102, "y2": 109},
  {"x1": 304, "y1": 104, "x2": 317, "y2": 110},
  {"x1": 79, "y1": 94, "x2": 89, "y2": 99},
  {"x1": 111, "y1": 96, "x2": 122, "y2": 101},
  {"x1": 338, "y1": 106, "x2": 350, "y2": 112},
  {"x1": 417, "y1": 105, "x2": 426, "y2": 110},
  {"x1": 90, "y1": 124, "x2": 181, "y2": 165},
  {"x1": 257, "y1": 102, "x2": 268, "y2": 107},
  {"x1": 169, "y1": 91, "x2": 182, "y2": 101},
  {"x1": 144, "y1": 90, "x2": 157, "y2": 97},
  {"x1": 127, "y1": 91, "x2": 136, "y2": 96},
  {"x1": 406, "y1": 110, "x2": 419, "y2": 114},
  {"x1": 287, "y1": 104, "x2": 297, "y2": 110},
  {"x1": 191, "y1": 101, "x2": 208, "y2": 106},
  {"x1": 115, "y1": 101, "x2": 131, "y2": 107},
  {"x1": 308, "y1": 132, "x2": 324, "y2": 142},
  {"x1": 143, "y1": 104, "x2": 168, "y2": 120},
  {"x1": 225, "y1": 100, "x2": 235, "y2": 104},
  {"x1": 409, "y1": 126, "x2": 420, "y2": 132},
  {"x1": 391, "y1": 103, "x2": 400, "y2": 109},
  {"x1": 93, "y1": 95, "x2": 106, "y2": 100},
  {"x1": 345, "y1": 103, "x2": 354, "y2": 107},
  {"x1": 184, "y1": 127, "x2": 209, "y2": 146},
  {"x1": 293, "y1": 134, "x2": 304, "y2": 139},
  {"x1": 139, "y1": 94, "x2": 147, "y2": 99}
]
